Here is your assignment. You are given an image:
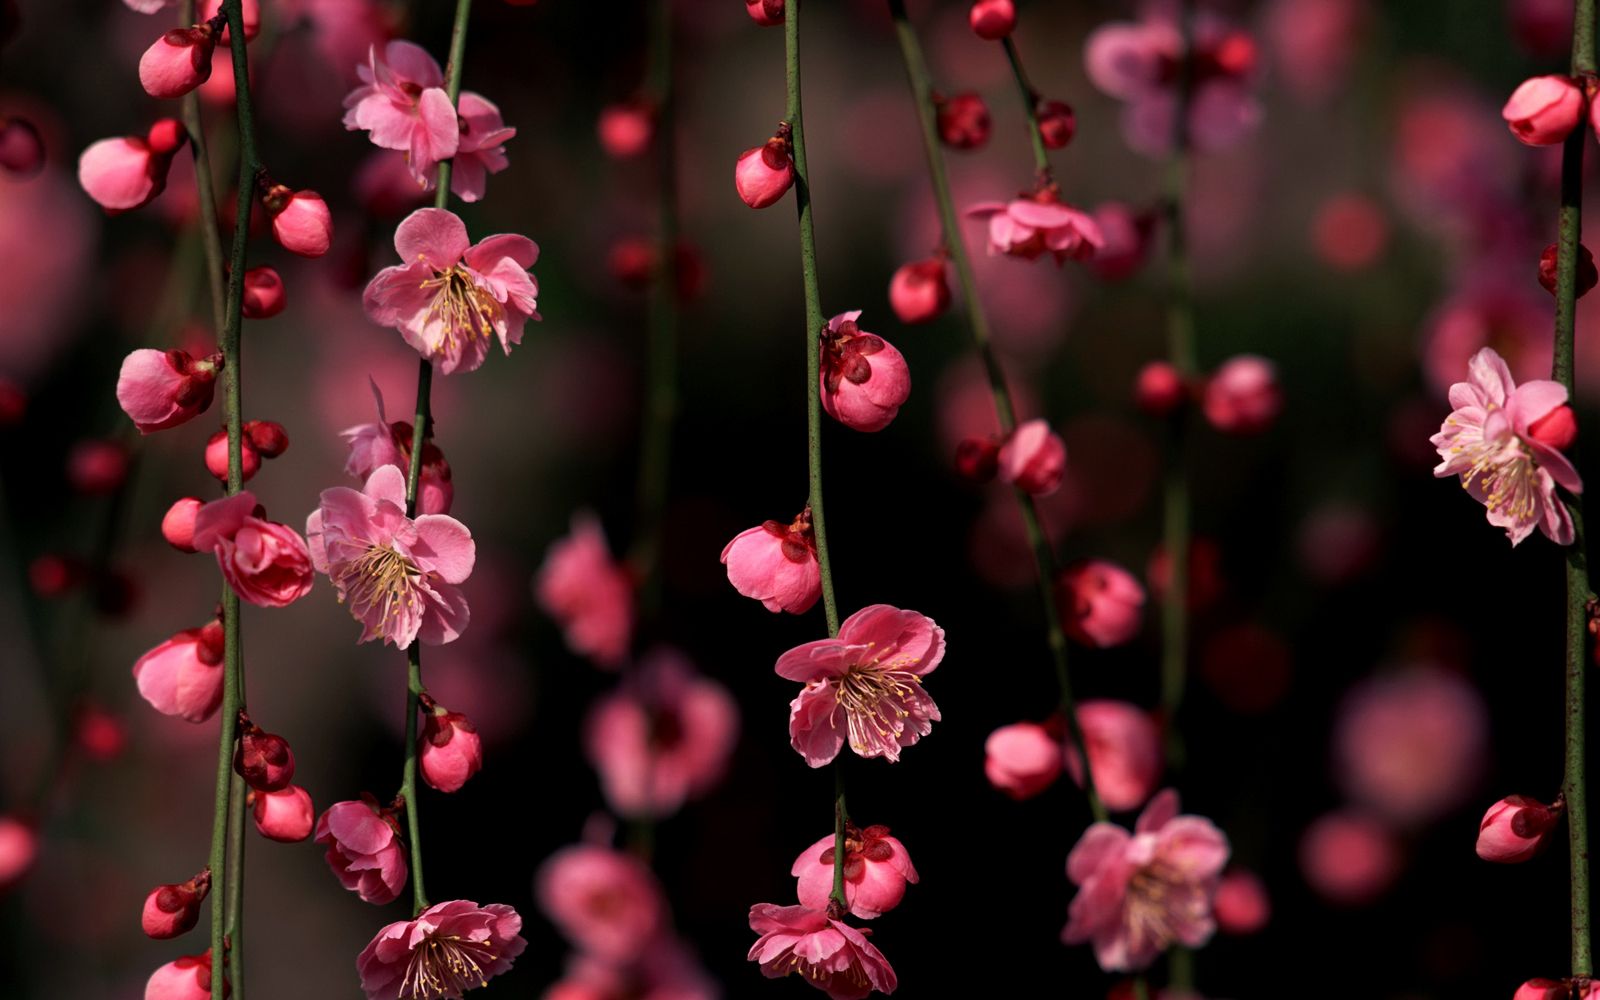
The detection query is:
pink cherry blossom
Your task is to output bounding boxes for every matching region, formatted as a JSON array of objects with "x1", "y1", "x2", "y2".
[
  {"x1": 1062, "y1": 789, "x2": 1230, "y2": 972},
  {"x1": 1056, "y1": 559, "x2": 1146, "y2": 648},
  {"x1": 132, "y1": 619, "x2": 225, "y2": 723},
  {"x1": 1090, "y1": 202, "x2": 1153, "y2": 282},
  {"x1": 1477, "y1": 795, "x2": 1563, "y2": 863},
  {"x1": 721, "y1": 508, "x2": 821, "y2": 614},
  {"x1": 192, "y1": 492, "x2": 315, "y2": 608},
  {"x1": 537, "y1": 844, "x2": 664, "y2": 962},
  {"x1": 793, "y1": 823, "x2": 918, "y2": 920},
  {"x1": 535, "y1": 512, "x2": 635, "y2": 668},
  {"x1": 1202, "y1": 355, "x2": 1282, "y2": 435},
  {"x1": 363, "y1": 207, "x2": 541, "y2": 375},
  {"x1": 1432, "y1": 346, "x2": 1583, "y2": 546},
  {"x1": 357, "y1": 900, "x2": 526, "y2": 1000},
  {"x1": 1212, "y1": 867, "x2": 1270, "y2": 934},
  {"x1": 997, "y1": 418, "x2": 1067, "y2": 495},
  {"x1": 315, "y1": 797, "x2": 408, "y2": 904},
  {"x1": 419, "y1": 703, "x2": 483, "y2": 793},
  {"x1": 144, "y1": 950, "x2": 217, "y2": 1000},
  {"x1": 820, "y1": 311, "x2": 911, "y2": 432},
  {"x1": 887, "y1": 258, "x2": 950, "y2": 324},
  {"x1": 776, "y1": 604, "x2": 945, "y2": 767},
  {"x1": 747, "y1": 903, "x2": 897, "y2": 1000},
  {"x1": 79, "y1": 119, "x2": 187, "y2": 213},
  {"x1": 584, "y1": 648, "x2": 738, "y2": 818},
  {"x1": 984, "y1": 721, "x2": 1063, "y2": 800},
  {"x1": 252, "y1": 785, "x2": 314, "y2": 842},
  {"x1": 967, "y1": 195, "x2": 1104, "y2": 264},
  {"x1": 116, "y1": 349, "x2": 220, "y2": 432},
  {"x1": 444, "y1": 92, "x2": 516, "y2": 203},
  {"x1": 1063, "y1": 700, "x2": 1163, "y2": 813},
  {"x1": 139, "y1": 22, "x2": 219, "y2": 99},
  {"x1": 342, "y1": 41, "x2": 460, "y2": 181},
  {"x1": 341, "y1": 383, "x2": 454, "y2": 514},
  {"x1": 1502, "y1": 74, "x2": 1585, "y2": 145},
  {"x1": 306, "y1": 464, "x2": 475, "y2": 648}
]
